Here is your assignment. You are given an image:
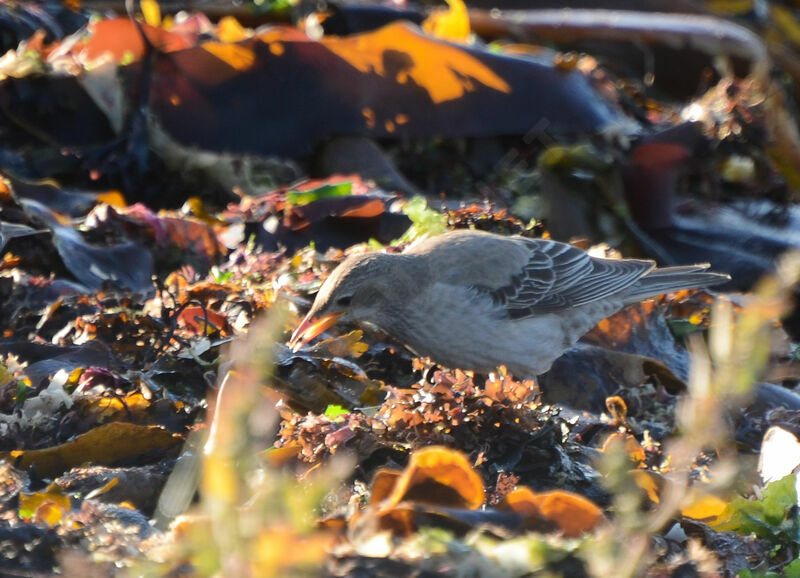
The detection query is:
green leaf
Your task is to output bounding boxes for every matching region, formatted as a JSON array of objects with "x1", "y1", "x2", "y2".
[
  {"x1": 714, "y1": 474, "x2": 798, "y2": 544},
  {"x1": 667, "y1": 318, "x2": 704, "y2": 340},
  {"x1": 252, "y1": 0, "x2": 297, "y2": 16},
  {"x1": 210, "y1": 266, "x2": 234, "y2": 284},
  {"x1": 737, "y1": 567, "x2": 786, "y2": 578},
  {"x1": 367, "y1": 238, "x2": 385, "y2": 251},
  {"x1": 324, "y1": 404, "x2": 350, "y2": 419},
  {"x1": 784, "y1": 558, "x2": 800, "y2": 578},
  {"x1": 394, "y1": 196, "x2": 448, "y2": 244},
  {"x1": 15, "y1": 381, "x2": 31, "y2": 404},
  {"x1": 285, "y1": 182, "x2": 353, "y2": 206}
]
